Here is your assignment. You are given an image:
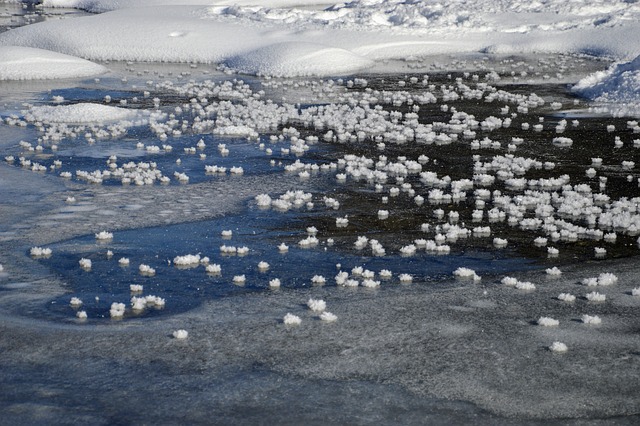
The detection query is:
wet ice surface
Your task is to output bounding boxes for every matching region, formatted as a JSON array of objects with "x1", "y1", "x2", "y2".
[
  {"x1": 1, "y1": 260, "x2": 639, "y2": 423},
  {"x1": 1, "y1": 51, "x2": 640, "y2": 422},
  {"x1": 42, "y1": 205, "x2": 532, "y2": 321}
]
